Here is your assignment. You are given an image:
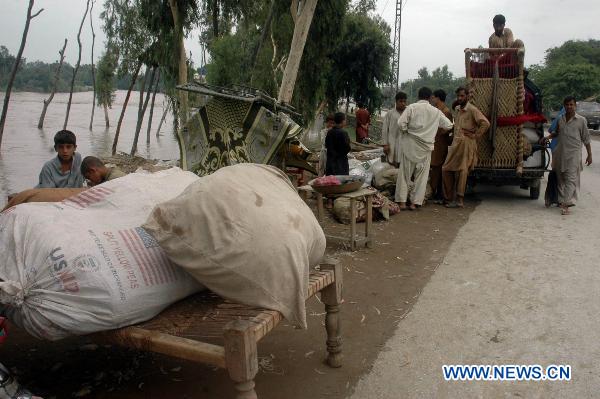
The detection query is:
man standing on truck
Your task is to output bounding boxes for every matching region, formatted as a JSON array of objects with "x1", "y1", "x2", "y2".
[
  {"x1": 442, "y1": 87, "x2": 490, "y2": 208},
  {"x1": 430, "y1": 89, "x2": 453, "y2": 204},
  {"x1": 488, "y1": 14, "x2": 524, "y2": 48},
  {"x1": 395, "y1": 87, "x2": 453, "y2": 210},
  {"x1": 541, "y1": 96, "x2": 592, "y2": 215}
]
